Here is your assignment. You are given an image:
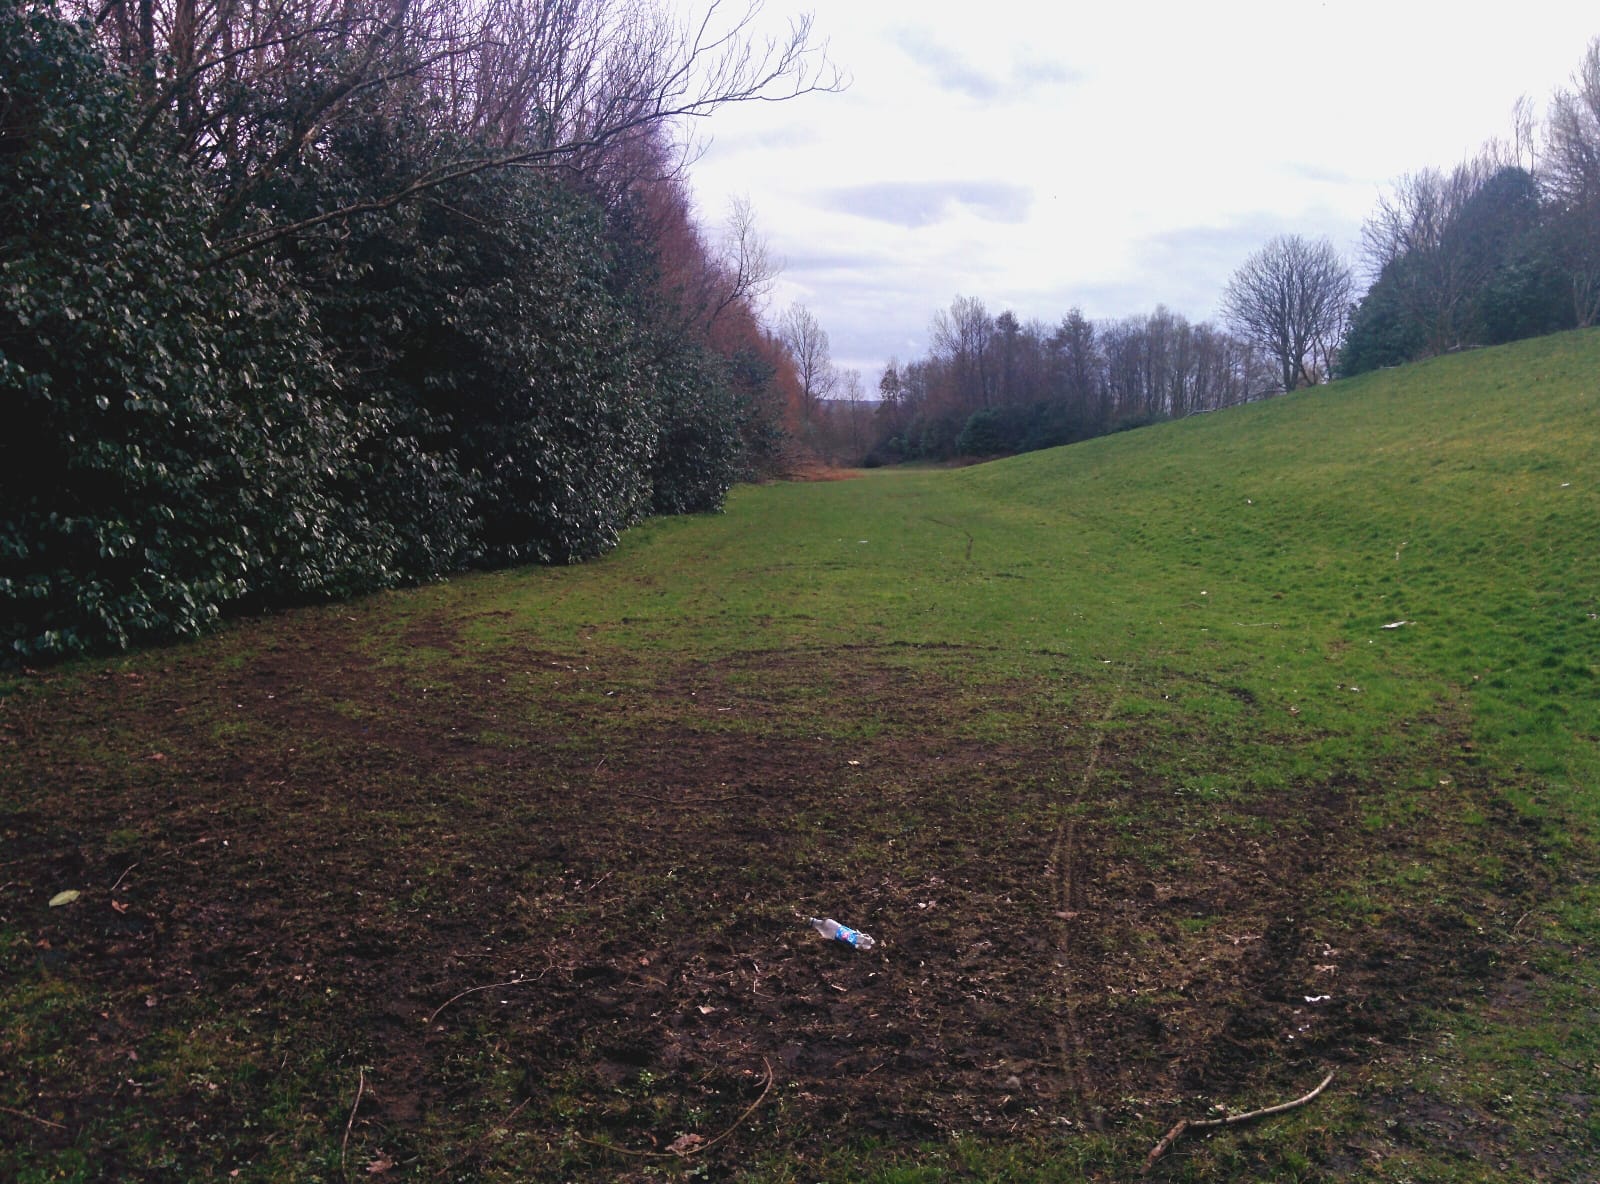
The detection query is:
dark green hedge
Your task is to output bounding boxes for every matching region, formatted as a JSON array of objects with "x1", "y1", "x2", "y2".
[
  {"x1": 1, "y1": 2, "x2": 376, "y2": 655},
  {"x1": 0, "y1": 0, "x2": 758, "y2": 662}
]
